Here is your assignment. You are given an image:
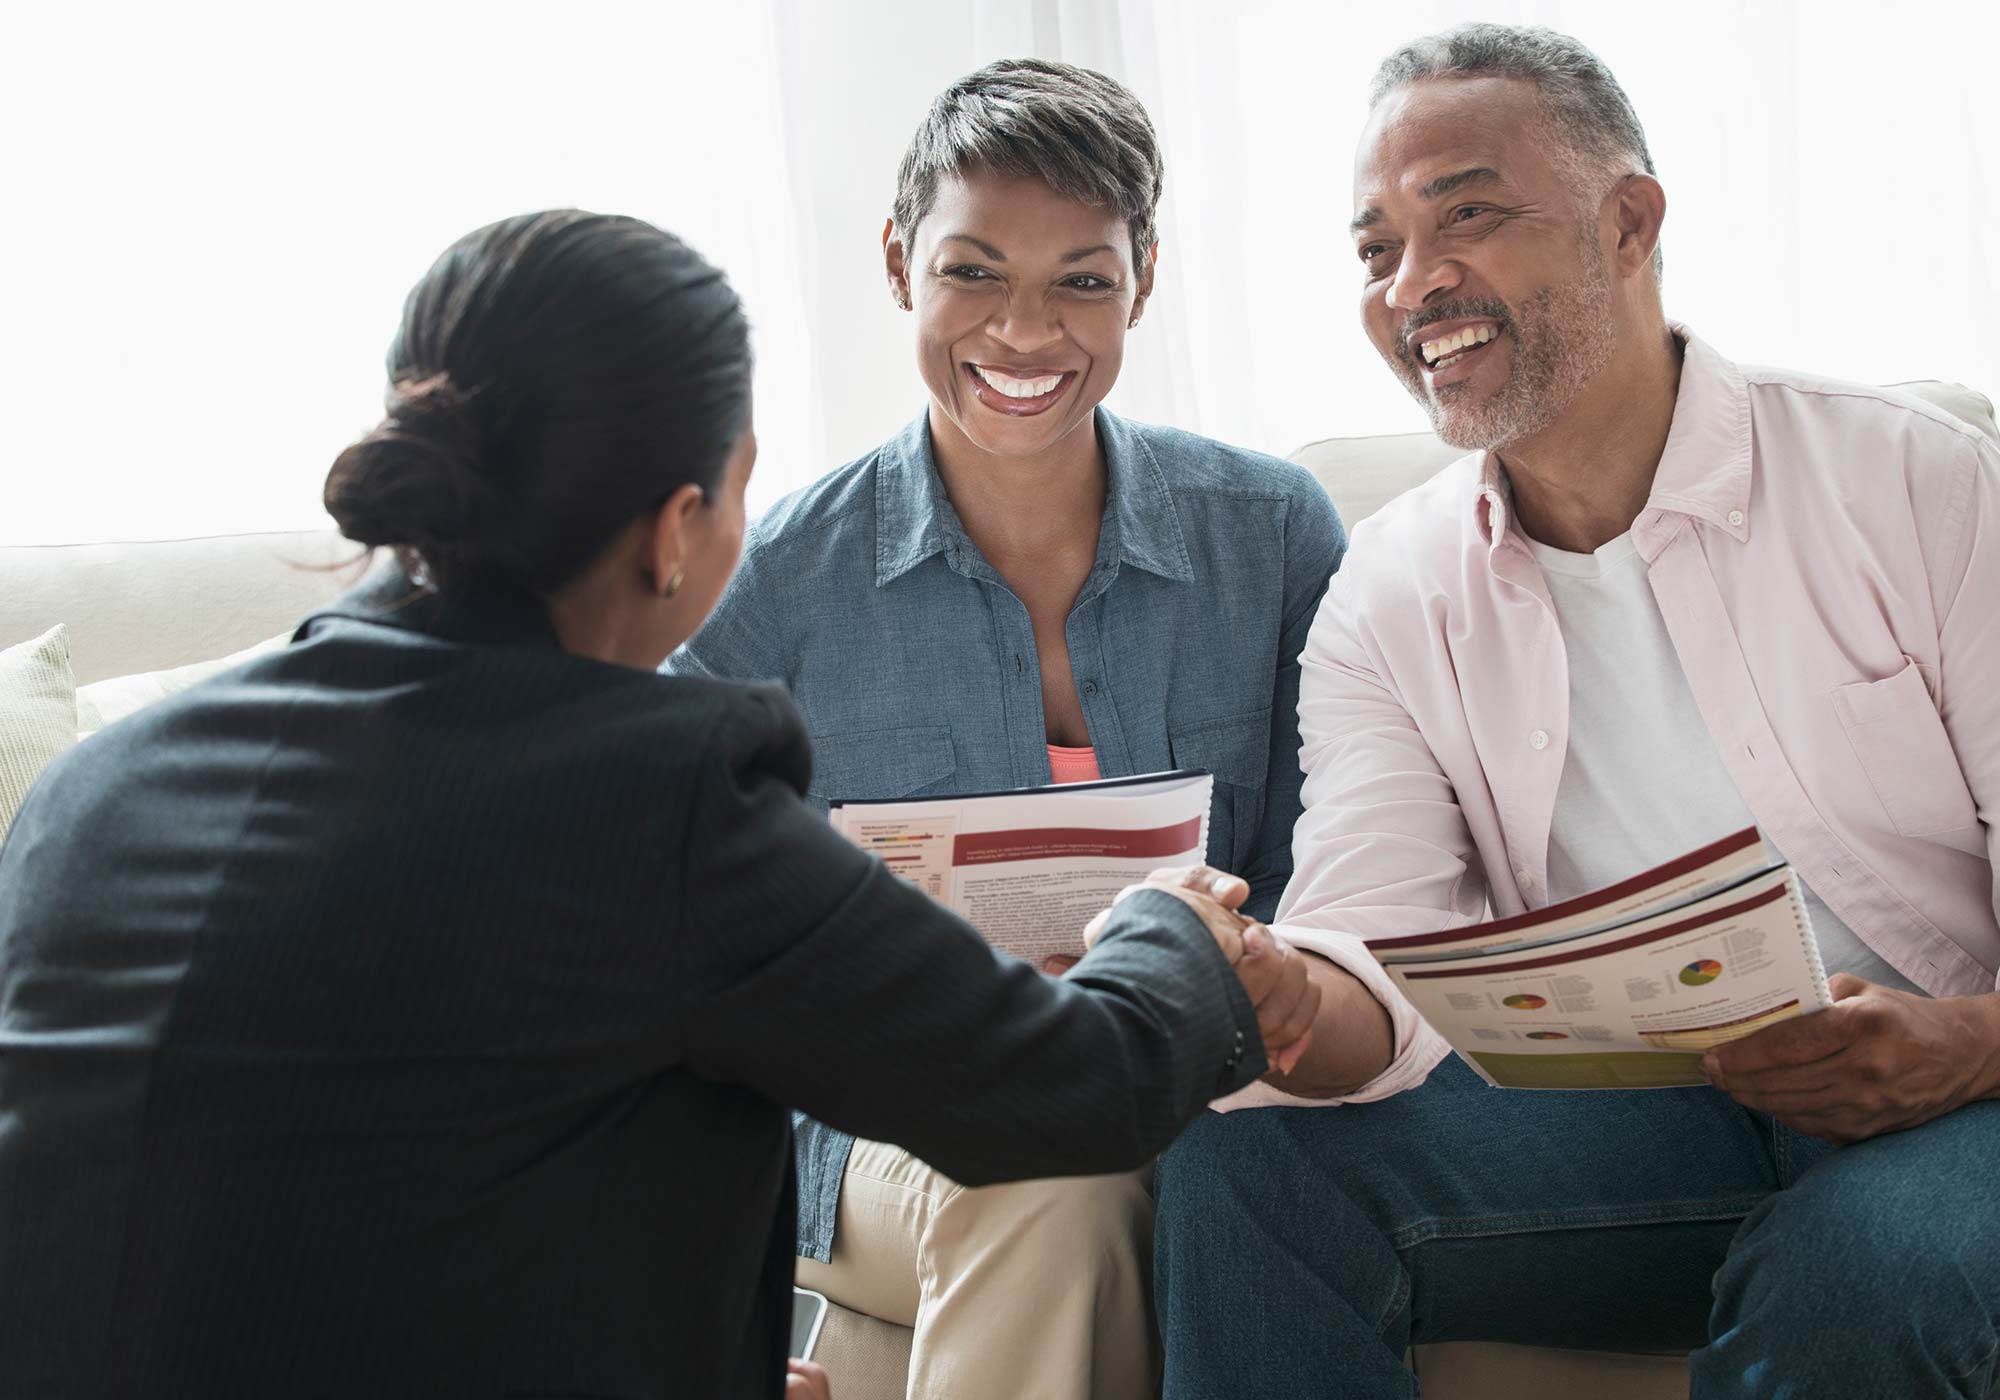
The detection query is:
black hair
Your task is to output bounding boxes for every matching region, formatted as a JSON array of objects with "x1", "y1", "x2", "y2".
[
  {"x1": 893, "y1": 59, "x2": 1164, "y2": 267},
  {"x1": 324, "y1": 209, "x2": 752, "y2": 593}
]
